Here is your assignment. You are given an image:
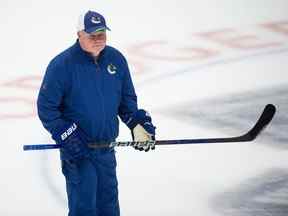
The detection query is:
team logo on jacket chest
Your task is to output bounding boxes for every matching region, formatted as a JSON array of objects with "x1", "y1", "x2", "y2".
[{"x1": 107, "y1": 63, "x2": 117, "y2": 74}]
